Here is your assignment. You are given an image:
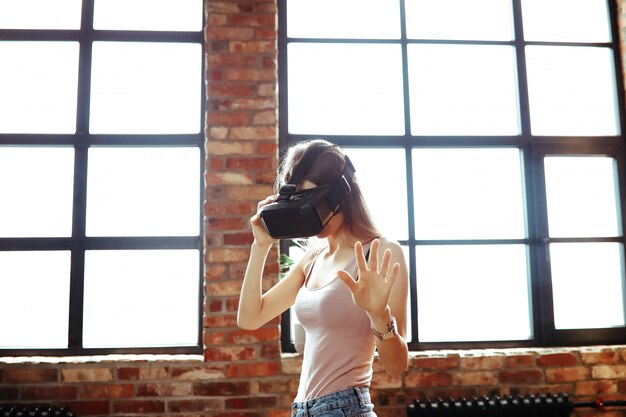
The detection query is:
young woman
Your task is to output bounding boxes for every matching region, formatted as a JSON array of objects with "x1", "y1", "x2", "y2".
[{"x1": 237, "y1": 139, "x2": 409, "y2": 417}]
